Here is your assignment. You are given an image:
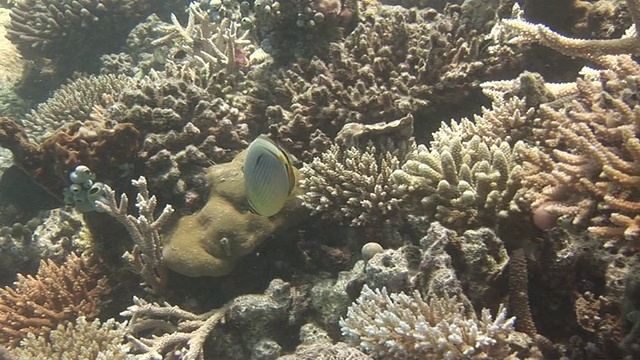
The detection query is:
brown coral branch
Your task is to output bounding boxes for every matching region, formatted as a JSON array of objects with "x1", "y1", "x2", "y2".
[
  {"x1": 0, "y1": 253, "x2": 110, "y2": 347},
  {"x1": 508, "y1": 248, "x2": 537, "y2": 337}
]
